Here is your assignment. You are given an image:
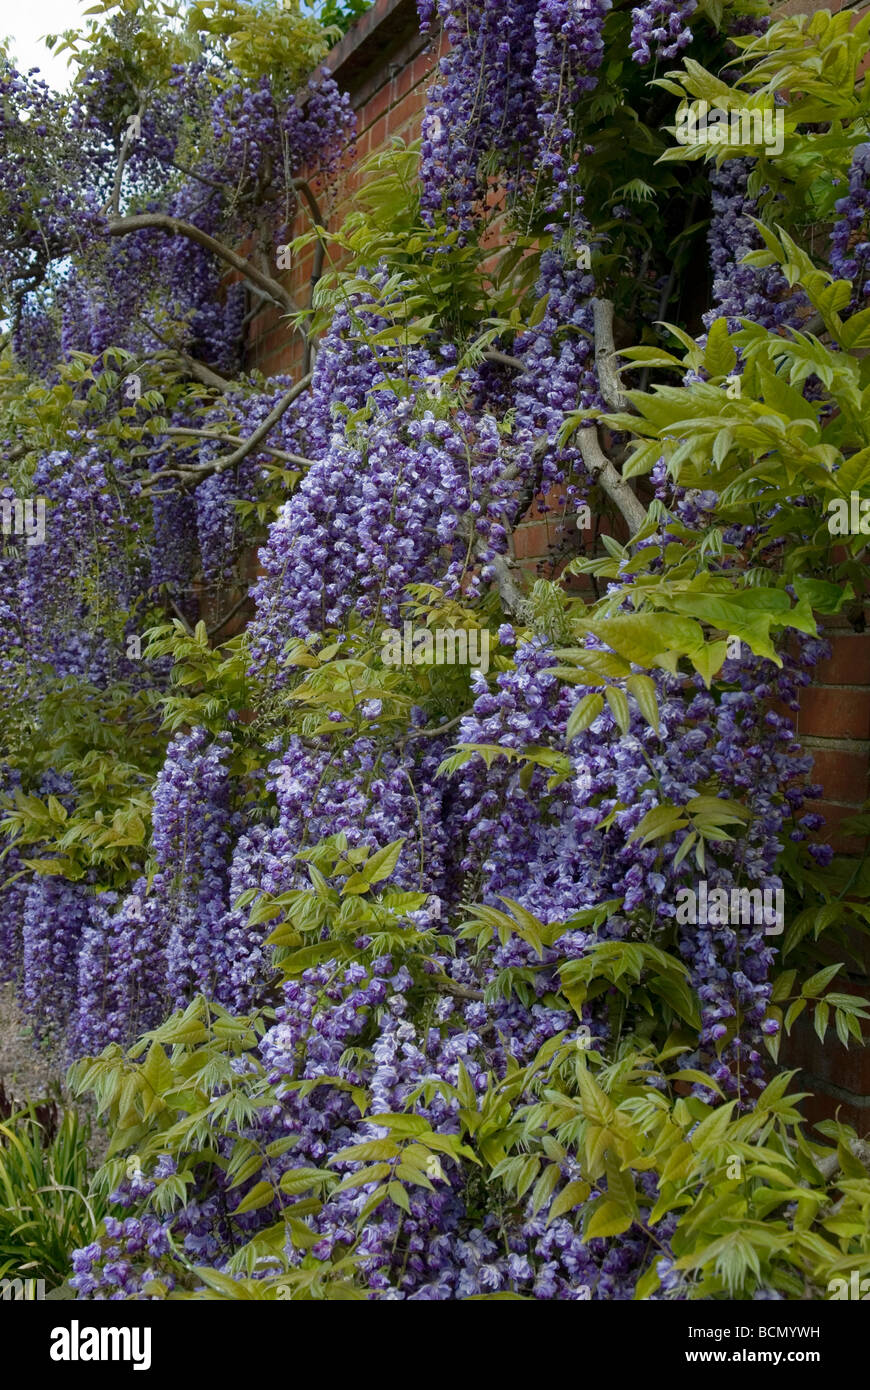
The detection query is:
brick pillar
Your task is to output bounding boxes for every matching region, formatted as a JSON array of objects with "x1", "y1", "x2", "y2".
[
  {"x1": 798, "y1": 623, "x2": 870, "y2": 852},
  {"x1": 783, "y1": 619, "x2": 870, "y2": 1131}
]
